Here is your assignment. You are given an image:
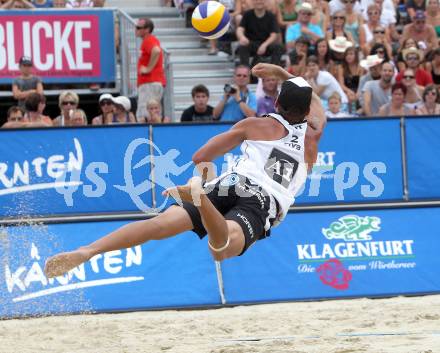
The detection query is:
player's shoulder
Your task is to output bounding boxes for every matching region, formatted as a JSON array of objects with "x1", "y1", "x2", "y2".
[{"x1": 233, "y1": 116, "x2": 285, "y2": 139}]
